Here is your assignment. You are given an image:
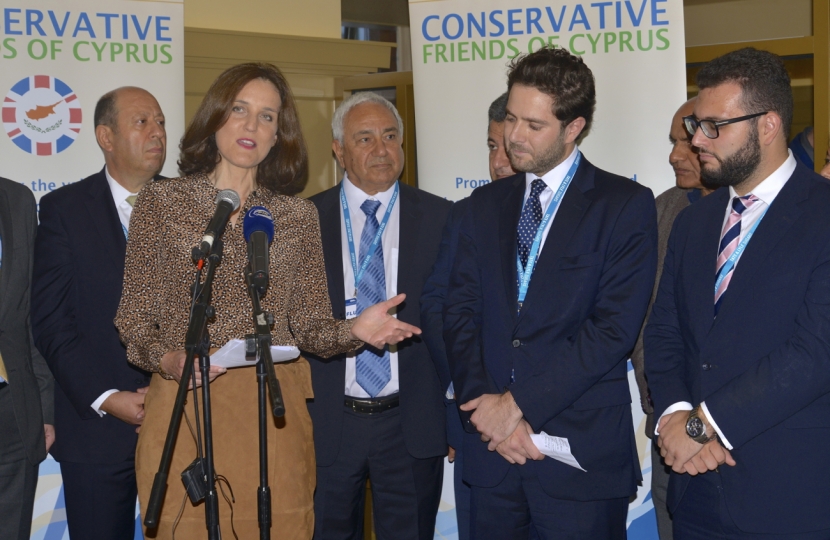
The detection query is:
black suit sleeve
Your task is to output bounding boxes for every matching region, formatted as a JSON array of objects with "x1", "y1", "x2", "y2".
[
  {"x1": 443, "y1": 200, "x2": 499, "y2": 412},
  {"x1": 420, "y1": 201, "x2": 461, "y2": 394},
  {"x1": 22, "y1": 189, "x2": 54, "y2": 425},
  {"x1": 32, "y1": 194, "x2": 113, "y2": 419}
]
